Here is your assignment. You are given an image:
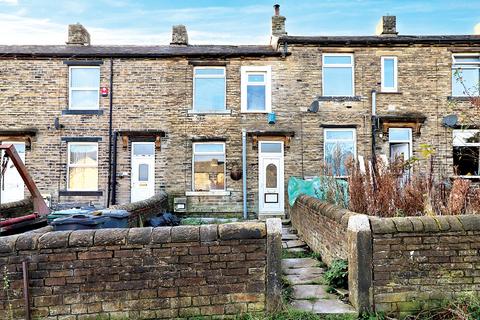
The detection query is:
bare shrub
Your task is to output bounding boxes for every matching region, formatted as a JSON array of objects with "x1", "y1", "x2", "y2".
[{"x1": 447, "y1": 179, "x2": 471, "y2": 215}]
